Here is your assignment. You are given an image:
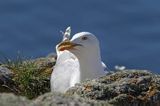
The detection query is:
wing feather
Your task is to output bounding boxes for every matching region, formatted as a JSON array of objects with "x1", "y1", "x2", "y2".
[{"x1": 51, "y1": 51, "x2": 79, "y2": 93}]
